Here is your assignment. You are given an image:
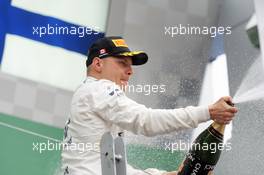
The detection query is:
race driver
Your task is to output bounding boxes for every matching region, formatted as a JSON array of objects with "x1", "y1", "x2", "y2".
[{"x1": 61, "y1": 36, "x2": 238, "y2": 175}]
